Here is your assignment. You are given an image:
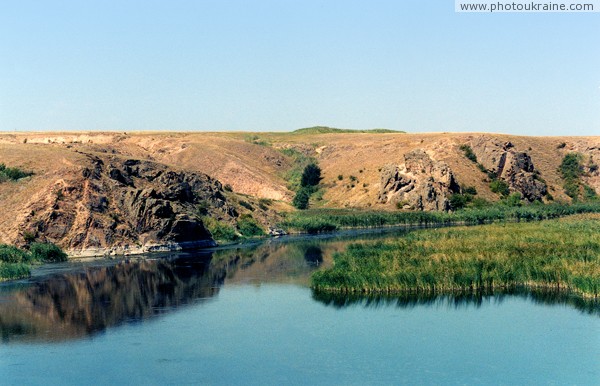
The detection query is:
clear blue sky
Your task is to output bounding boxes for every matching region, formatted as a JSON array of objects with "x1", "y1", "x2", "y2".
[{"x1": 1, "y1": 0, "x2": 598, "y2": 135}]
